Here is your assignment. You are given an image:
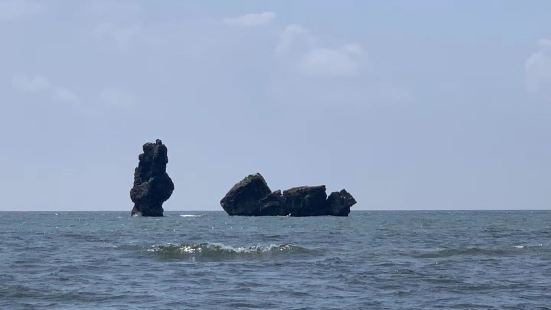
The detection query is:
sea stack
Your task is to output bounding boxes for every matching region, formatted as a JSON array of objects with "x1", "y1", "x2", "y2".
[
  {"x1": 220, "y1": 173, "x2": 357, "y2": 216},
  {"x1": 220, "y1": 173, "x2": 271, "y2": 216},
  {"x1": 130, "y1": 139, "x2": 174, "y2": 216}
]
